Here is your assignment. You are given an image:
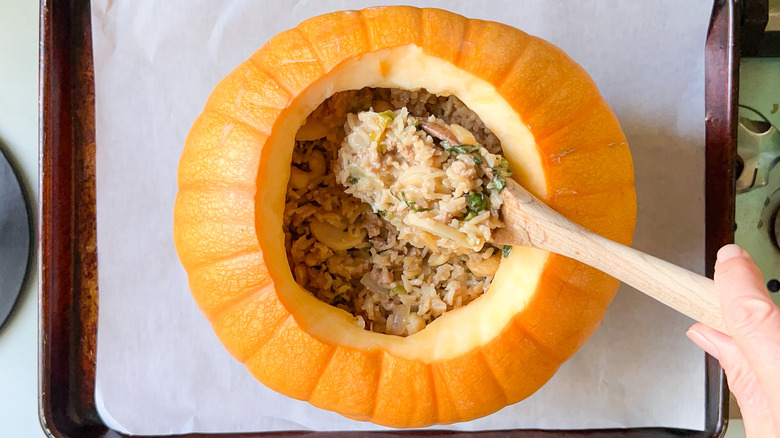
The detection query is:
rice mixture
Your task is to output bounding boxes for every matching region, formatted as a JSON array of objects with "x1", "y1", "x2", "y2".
[{"x1": 284, "y1": 88, "x2": 512, "y2": 336}]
